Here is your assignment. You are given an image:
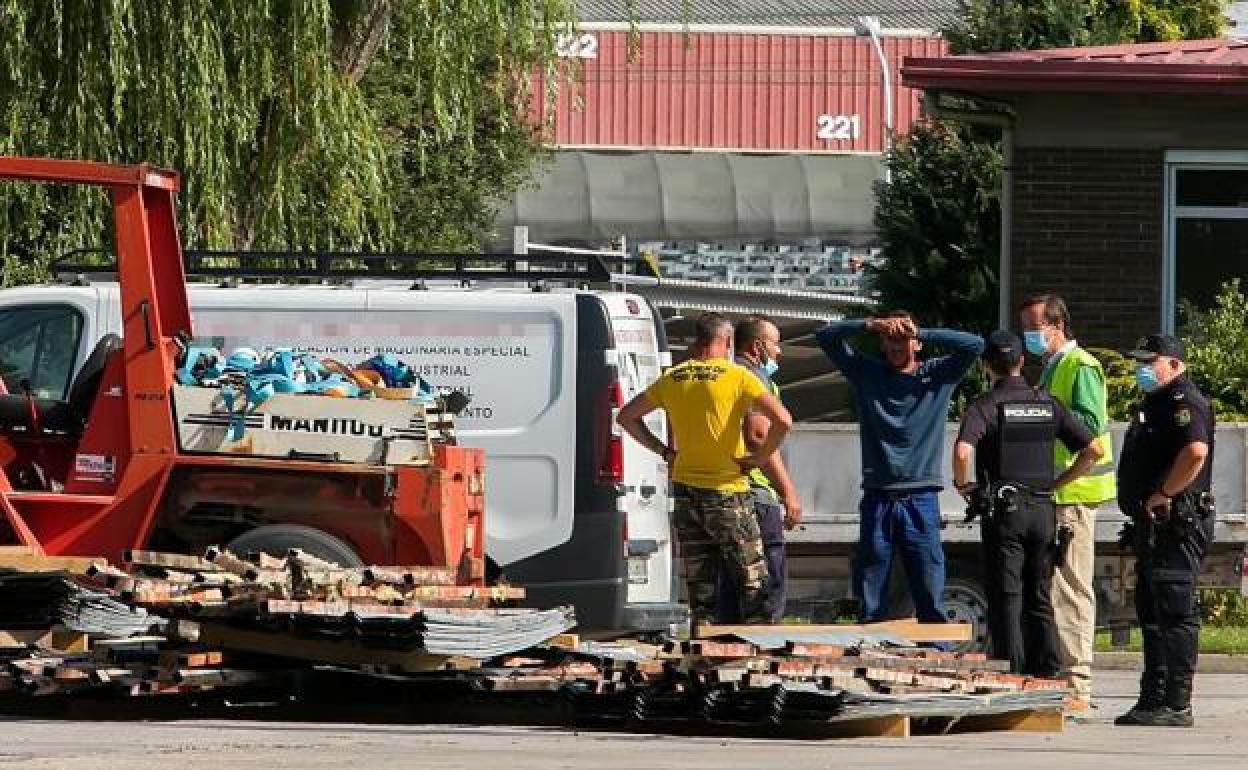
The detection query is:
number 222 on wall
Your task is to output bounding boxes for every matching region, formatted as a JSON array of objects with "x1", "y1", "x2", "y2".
[{"x1": 817, "y1": 114, "x2": 861, "y2": 142}]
